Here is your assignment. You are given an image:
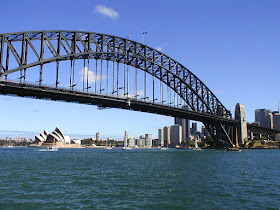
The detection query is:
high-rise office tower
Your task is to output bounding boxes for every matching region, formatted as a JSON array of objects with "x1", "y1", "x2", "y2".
[
  {"x1": 158, "y1": 128, "x2": 164, "y2": 146},
  {"x1": 145, "y1": 134, "x2": 153, "y2": 147},
  {"x1": 128, "y1": 137, "x2": 136, "y2": 147},
  {"x1": 266, "y1": 112, "x2": 273, "y2": 129},
  {"x1": 124, "y1": 130, "x2": 129, "y2": 147},
  {"x1": 96, "y1": 132, "x2": 100, "y2": 141},
  {"x1": 163, "y1": 126, "x2": 170, "y2": 146},
  {"x1": 174, "y1": 118, "x2": 190, "y2": 141},
  {"x1": 170, "y1": 124, "x2": 182, "y2": 147},
  {"x1": 191, "y1": 122, "x2": 197, "y2": 134},
  {"x1": 273, "y1": 111, "x2": 280, "y2": 130},
  {"x1": 201, "y1": 125, "x2": 209, "y2": 137},
  {"x1": 255, "y1": 109, "x2": 272, "y2": 128}
]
